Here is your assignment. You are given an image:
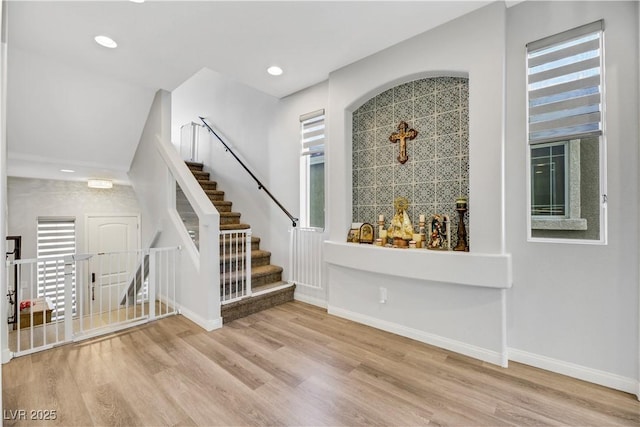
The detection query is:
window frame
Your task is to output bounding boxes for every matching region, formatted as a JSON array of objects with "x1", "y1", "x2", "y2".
[
  {"x1": 525, "y1": 20, "x2": 607, "y2": 244},
  {"x1": 299, "y1": 109, "x2": 326, "y2": 229}
]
